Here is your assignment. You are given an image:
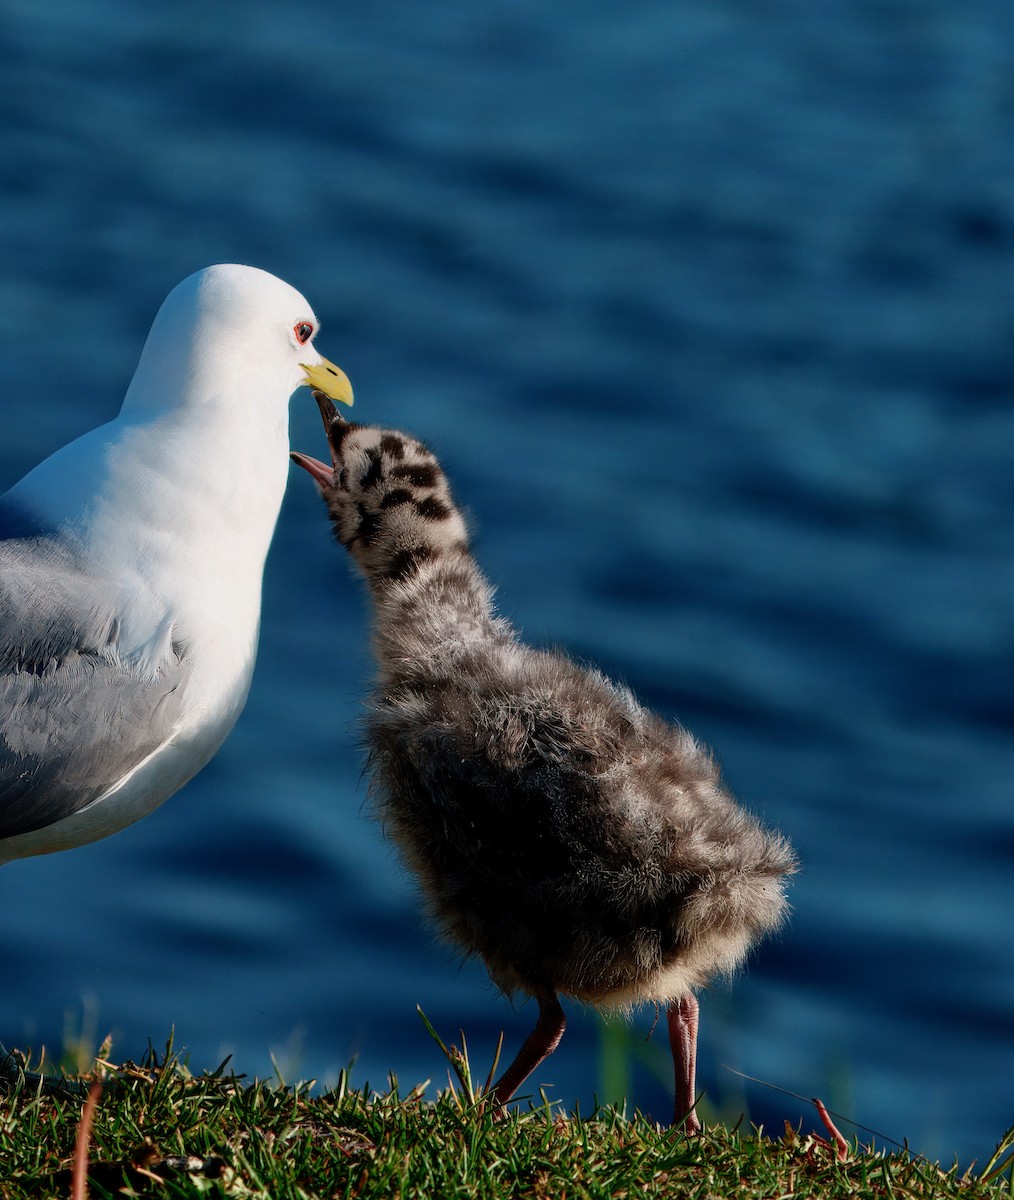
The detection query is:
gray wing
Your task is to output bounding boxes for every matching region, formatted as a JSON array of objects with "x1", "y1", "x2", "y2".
[{"x1": 0, "y1": 531, "x2": 187, "y2": 839}]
